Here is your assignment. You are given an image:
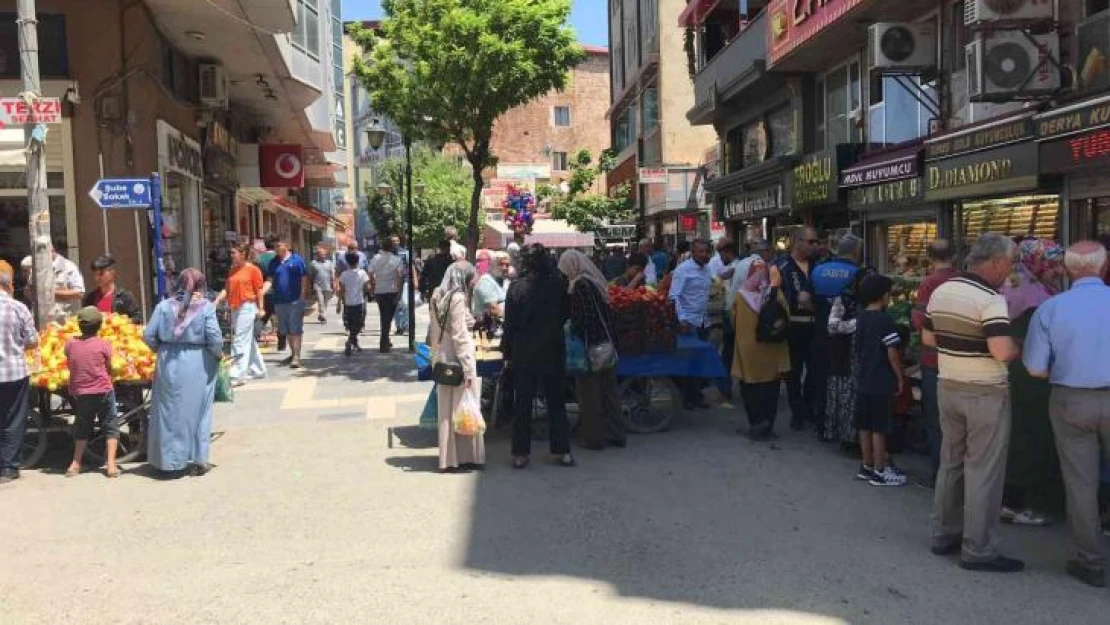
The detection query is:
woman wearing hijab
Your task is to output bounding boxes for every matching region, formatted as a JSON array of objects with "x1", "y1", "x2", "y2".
[
  {"x1": 429, "y1": 261, "x2": 485, "y2": 472},
  {"x1": 143, "y1": 268, "x2": 224, "y2": 476},
  {"x1": 558, "y1": 250, "x2": 626, "y2": 450},
  {"x1": 731, "y1": 257, "x2": 791, "y2": 440},
  {"x1": 1000, "y1": 238, "x2": 1066, "y2": 525}
]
